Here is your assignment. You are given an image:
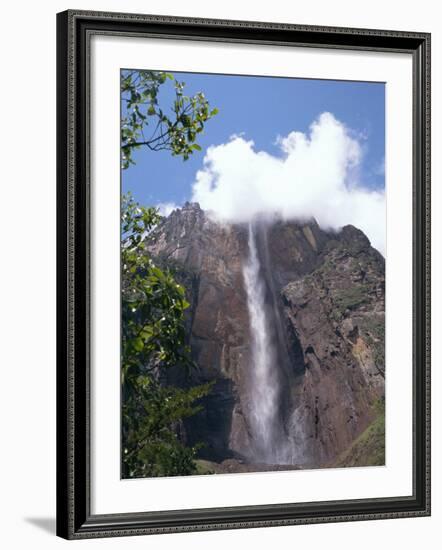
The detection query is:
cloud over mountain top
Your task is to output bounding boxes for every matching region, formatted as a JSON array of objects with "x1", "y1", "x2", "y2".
[{"x1": 191, "y1": 112, "x2": 385, "y2": 255}]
